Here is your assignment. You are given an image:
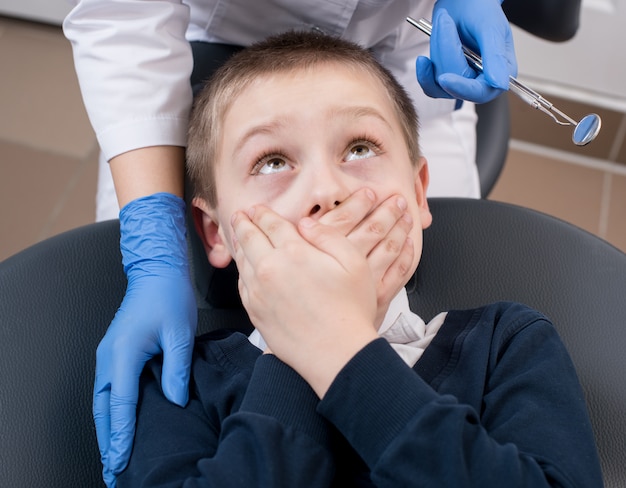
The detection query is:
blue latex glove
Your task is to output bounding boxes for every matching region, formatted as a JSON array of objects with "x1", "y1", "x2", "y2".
[
  {"x1": 94, "y1": 193, "x2": 197, "y2": 487},
  {"x1": 416, "y1": 0, "x2": 517, "y2": 104}
]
